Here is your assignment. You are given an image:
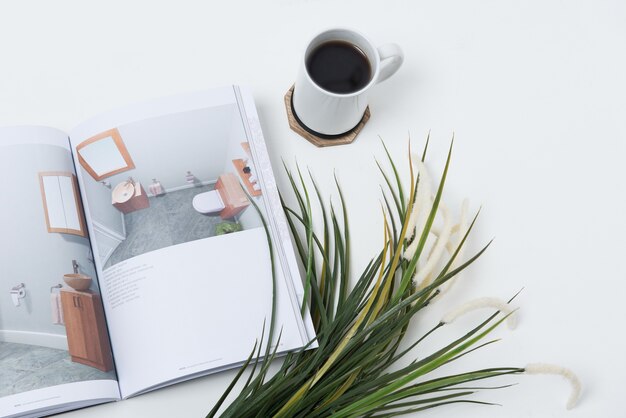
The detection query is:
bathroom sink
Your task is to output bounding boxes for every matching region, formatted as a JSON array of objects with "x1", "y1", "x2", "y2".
[
  {"x1": 63, "y1": 274, "x2": 92, "y2": 291},
  {"x1": 112, "y1": 181, "x2": 150, "y2": 214},
  {"x1": 112, "y1": 181, "x2": 135, "y2": 203}
]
